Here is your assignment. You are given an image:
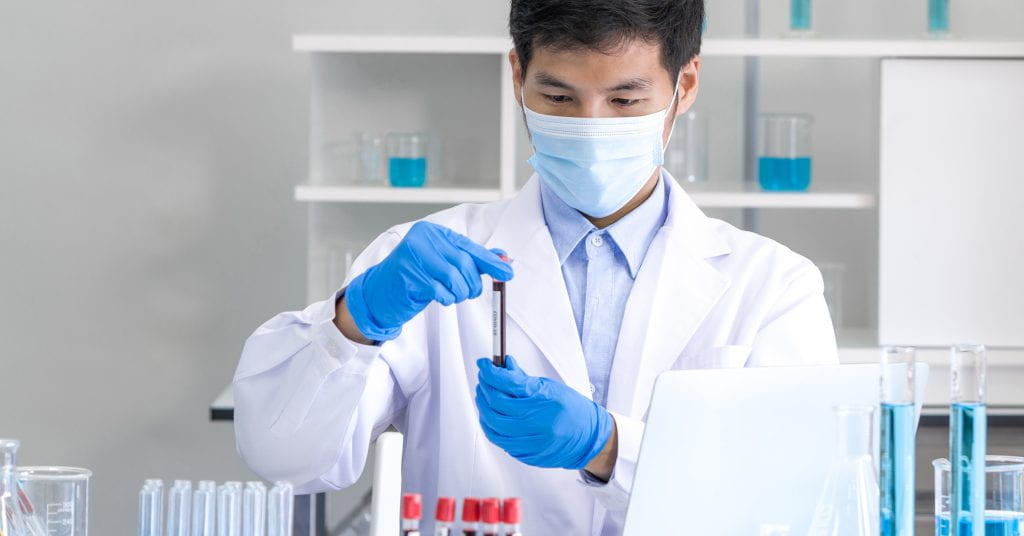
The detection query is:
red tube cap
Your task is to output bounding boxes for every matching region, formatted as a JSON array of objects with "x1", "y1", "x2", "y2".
[
  {"x1": 435, "y1": 497, "x2": 456, "y2": 522},
  {"x1": 502, "y1": 498, "x2": 521, "y2": 524},
  {"x1": 462, "y1": 497, "x2": 481, "y2": 522},
  {"x1": 482, "y1": 497, "x2": 501, "y2": 524},
  {"x1": 402, "y1": 493, "x2": 422, "y2": 520}
]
